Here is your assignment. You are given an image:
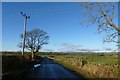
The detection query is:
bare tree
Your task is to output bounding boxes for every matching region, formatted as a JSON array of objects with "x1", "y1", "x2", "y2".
[
  {"x1": 18, "y1": 28, "x2": 49, "y2": 59},
  {"x1": 80, "y1": 2, "x2": 119, "y2": 43}
]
